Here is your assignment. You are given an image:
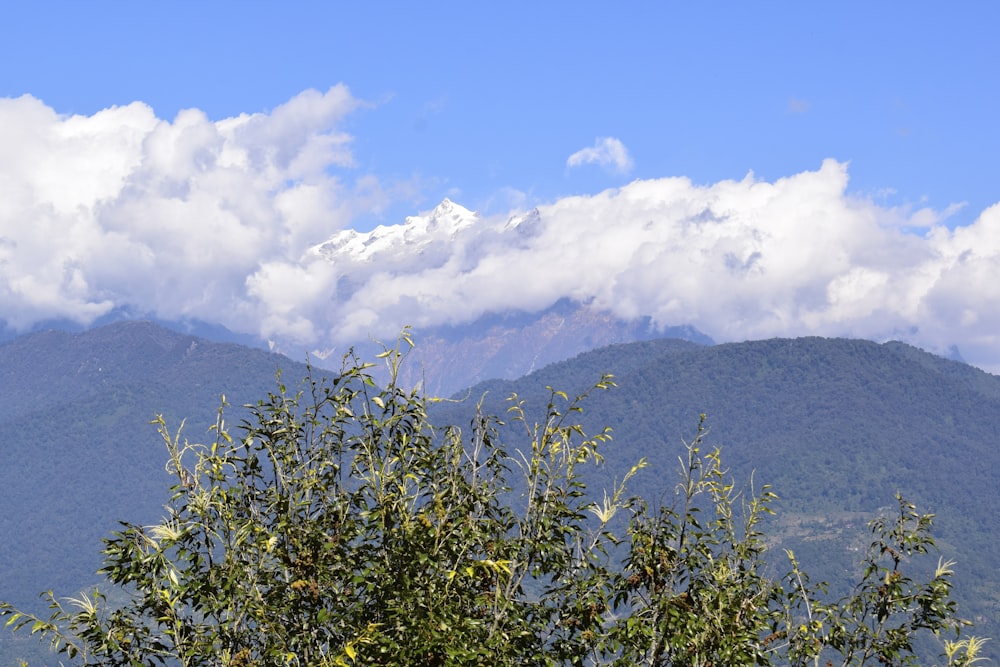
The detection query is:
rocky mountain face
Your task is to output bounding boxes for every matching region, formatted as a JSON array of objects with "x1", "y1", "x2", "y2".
[{"x1": 360, "y1": 298, "x2": 713, "y2": 397}]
